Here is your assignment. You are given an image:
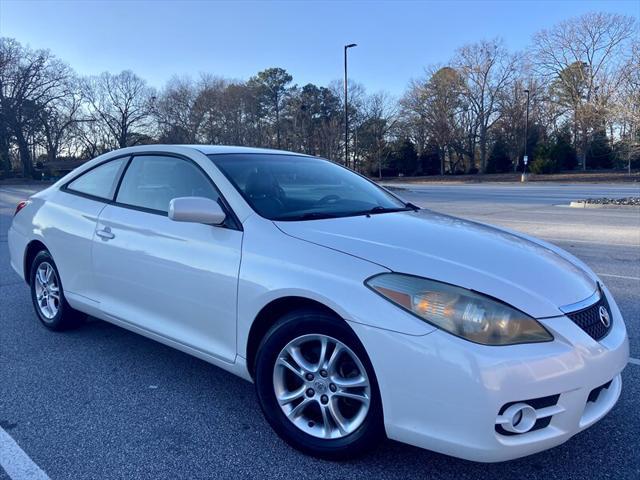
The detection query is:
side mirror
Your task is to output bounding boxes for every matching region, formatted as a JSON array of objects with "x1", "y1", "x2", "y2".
[{"x1": 168, "y1": 197, "x2": 226, "y2": 225}]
